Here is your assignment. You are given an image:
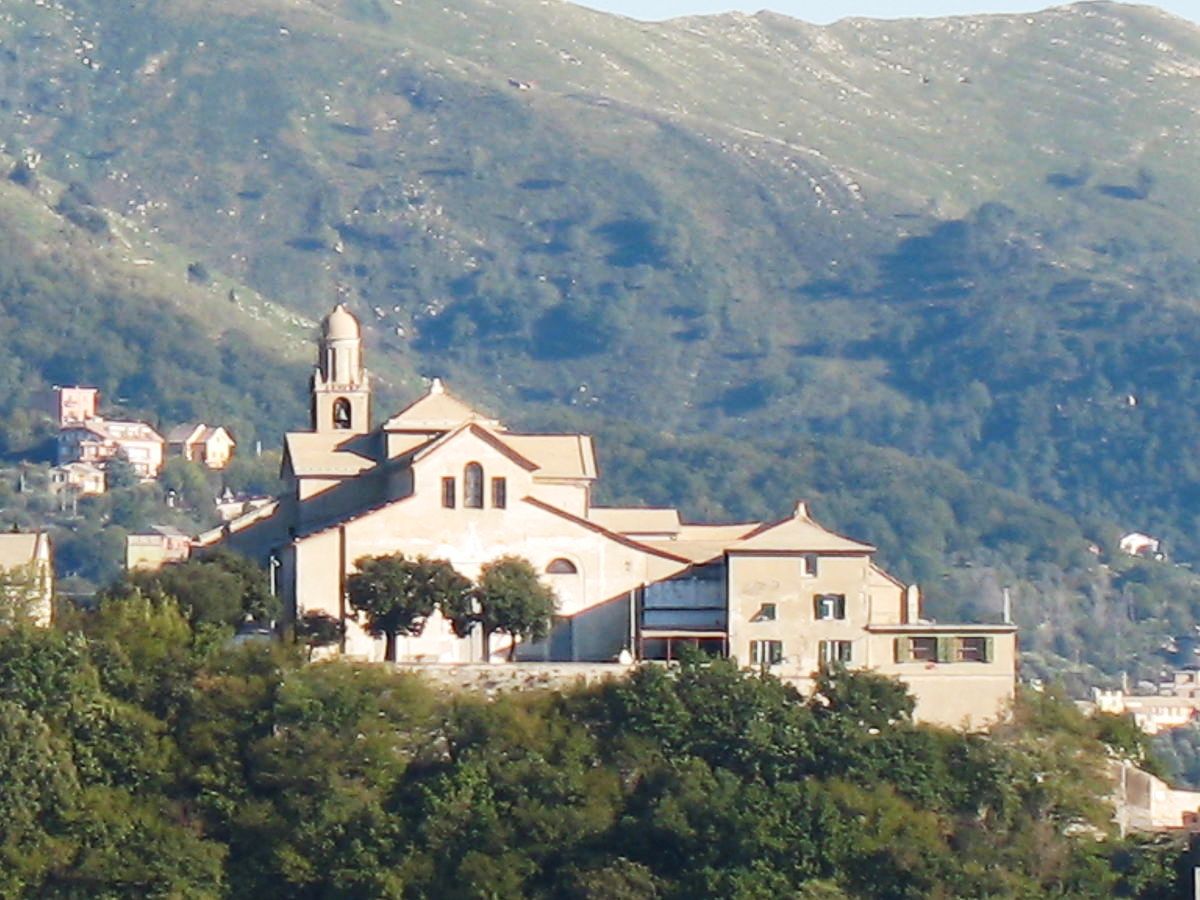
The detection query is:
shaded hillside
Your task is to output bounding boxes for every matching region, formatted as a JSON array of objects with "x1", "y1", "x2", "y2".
[{"x1": 0, "y1": 170, "x2": 310, "y2": 449}]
